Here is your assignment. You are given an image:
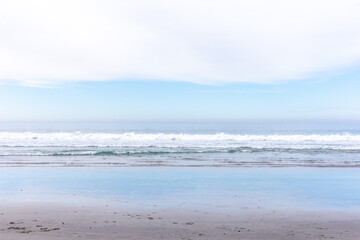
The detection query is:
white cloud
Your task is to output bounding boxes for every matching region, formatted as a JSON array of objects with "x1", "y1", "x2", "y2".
[{"x1": 0, "y1": 0, "x2": 360, "y2": 86}]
